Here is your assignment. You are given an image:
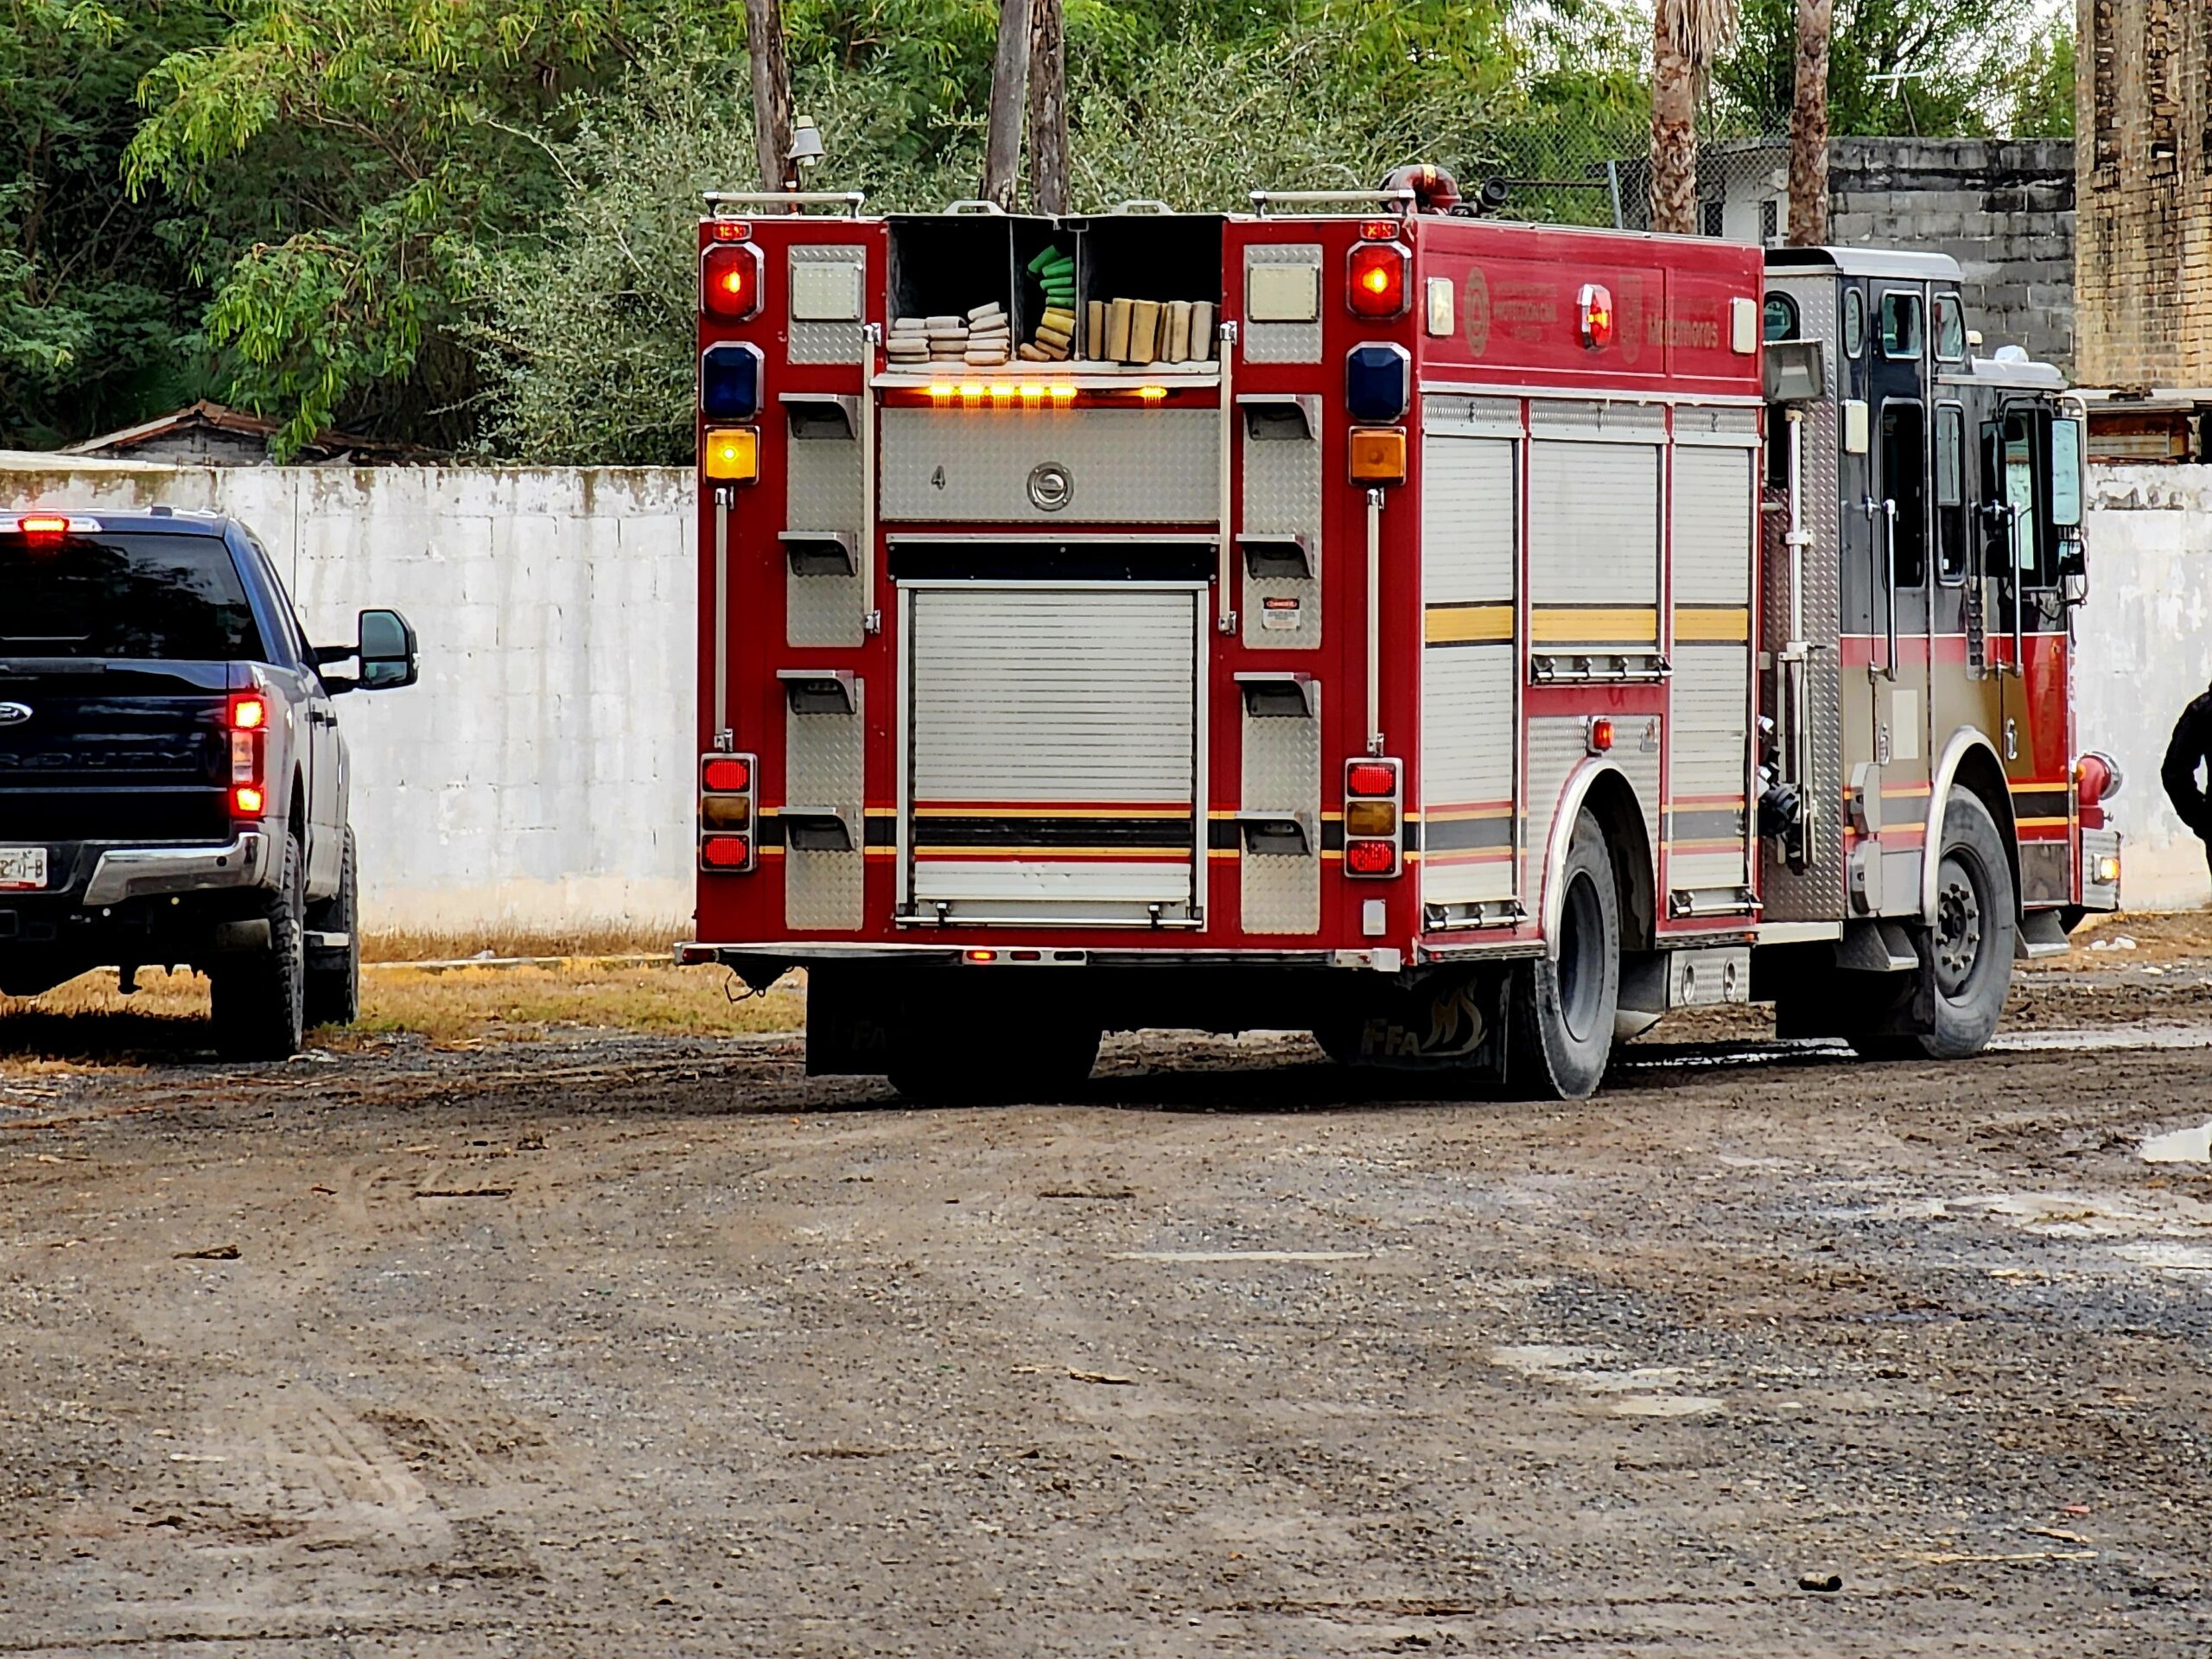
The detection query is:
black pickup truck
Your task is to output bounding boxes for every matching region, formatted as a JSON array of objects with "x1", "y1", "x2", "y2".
[{"x1": 0, "y1": 507, "x2": 417, "y2": 1057}]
